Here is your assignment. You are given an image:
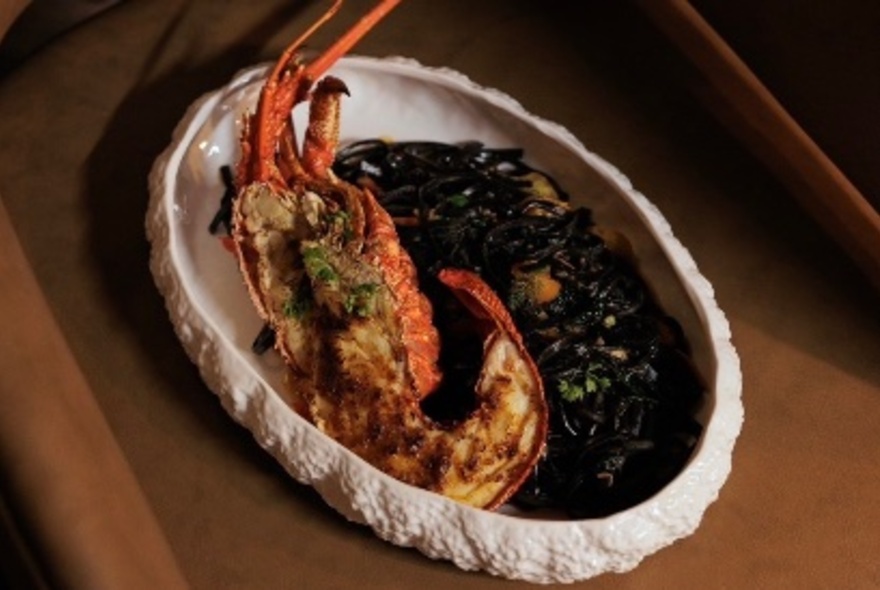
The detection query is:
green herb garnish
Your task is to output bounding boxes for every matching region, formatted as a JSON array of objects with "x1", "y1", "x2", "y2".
[
  {"x1": 344, "y1": 282, "x2": 380, "y2": 317},
  {"x1": 302, "y1": 246, "x2": 338, "y2": 283},
  {"x1": 559, "y1": 379, "x2": 587, "y2": 403},
  {"x1": 447, "y1": 193, "x2": 470, "y2": 208},
  {"x1": 559, "y1": 364, "x2": 612, "y2": 403}
]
